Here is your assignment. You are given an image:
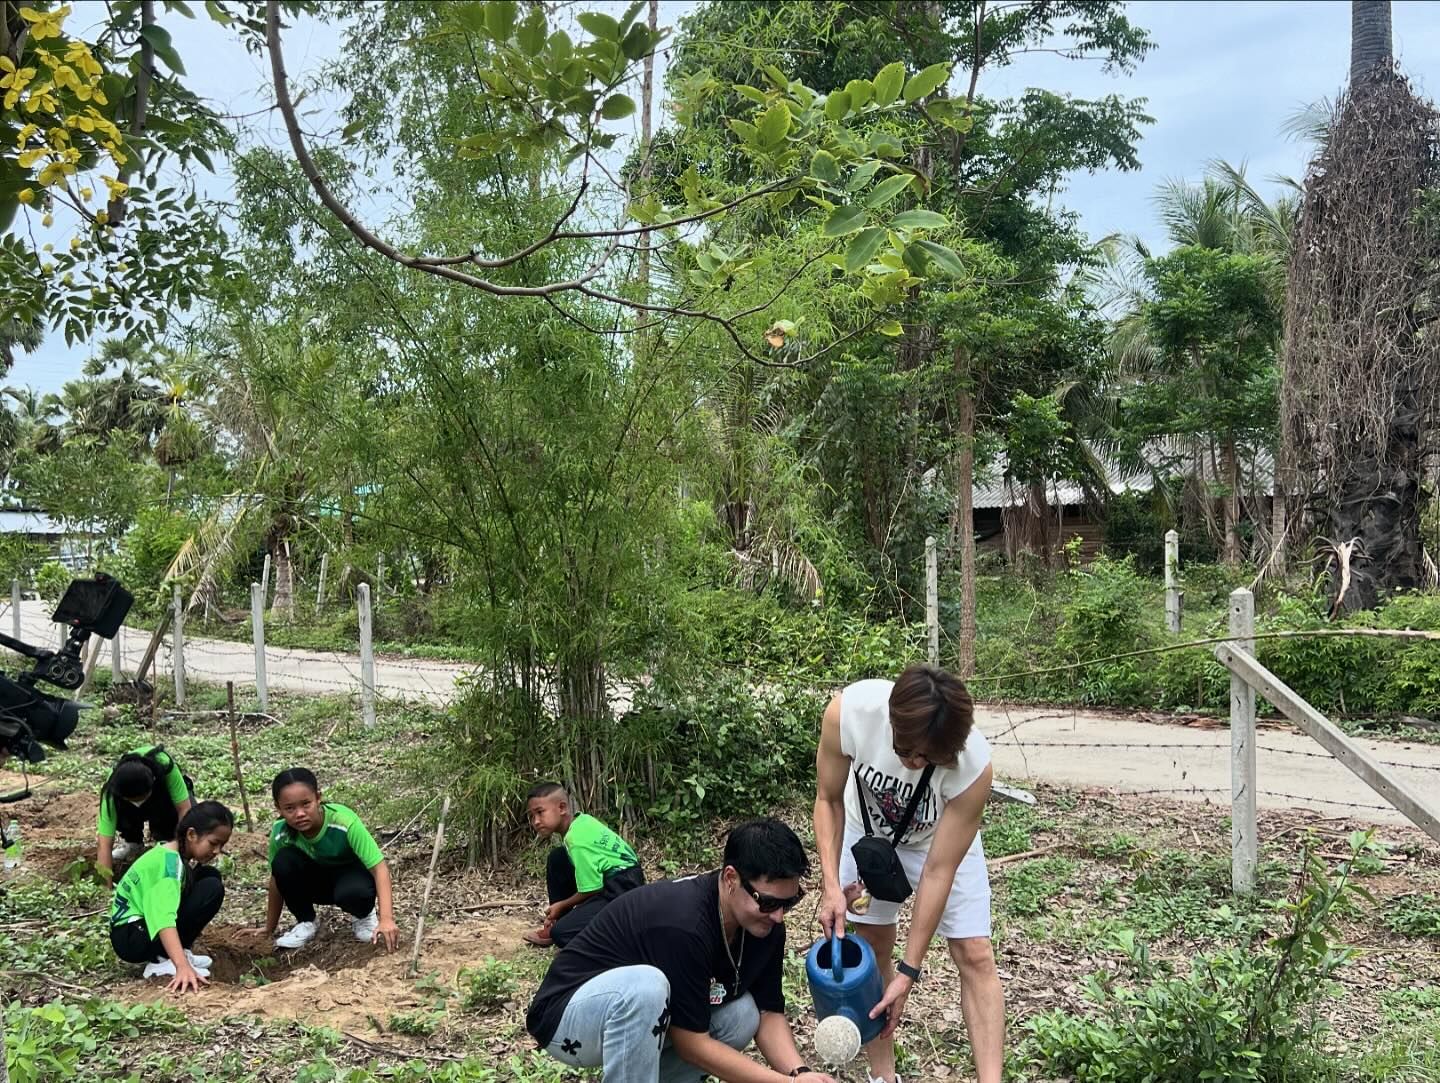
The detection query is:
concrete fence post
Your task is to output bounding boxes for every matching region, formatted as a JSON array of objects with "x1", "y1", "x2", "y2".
[
  {"x1": 358, "y1": 583, "x2": 376, "y2": 729},
  {"x1": 1164, "y1": 529, "x2": 1182, "y2": 633},
  {"x1": 1230, "y1": 587, "x2": 1257, "y2": 896},
  {"x1": 251, "y1": 582, "x2": 268, "y2": 710}
]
